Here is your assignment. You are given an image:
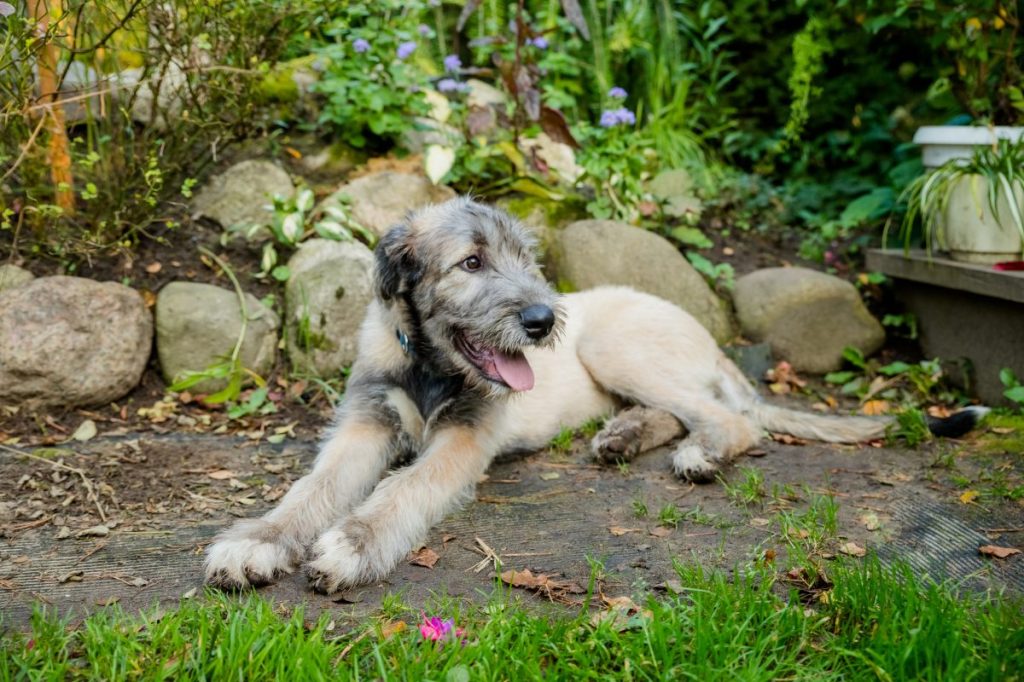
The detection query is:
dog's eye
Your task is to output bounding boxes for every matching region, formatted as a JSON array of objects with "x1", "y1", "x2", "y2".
[{"x1": 461, "y1": 255, "x2": 483, "y2": 272}]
